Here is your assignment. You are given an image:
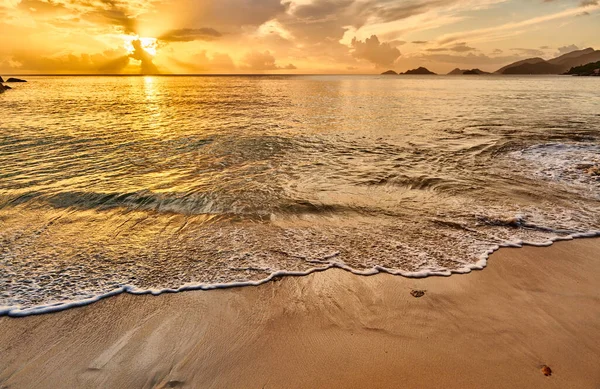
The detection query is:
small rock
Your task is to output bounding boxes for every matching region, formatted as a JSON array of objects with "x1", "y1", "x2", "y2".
[
  {"x1": 6, "y1": 77, "x2": 26, "y2": 83},
  {"x1": 0, "y1": 76, "x2": 3, "y2": 82},
  {"x1": 410, "y1": 290, "x2": 425, "y2": 298},
  {"x1": 541, "y1": 365, "x2": 552, "y2": 376}
]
